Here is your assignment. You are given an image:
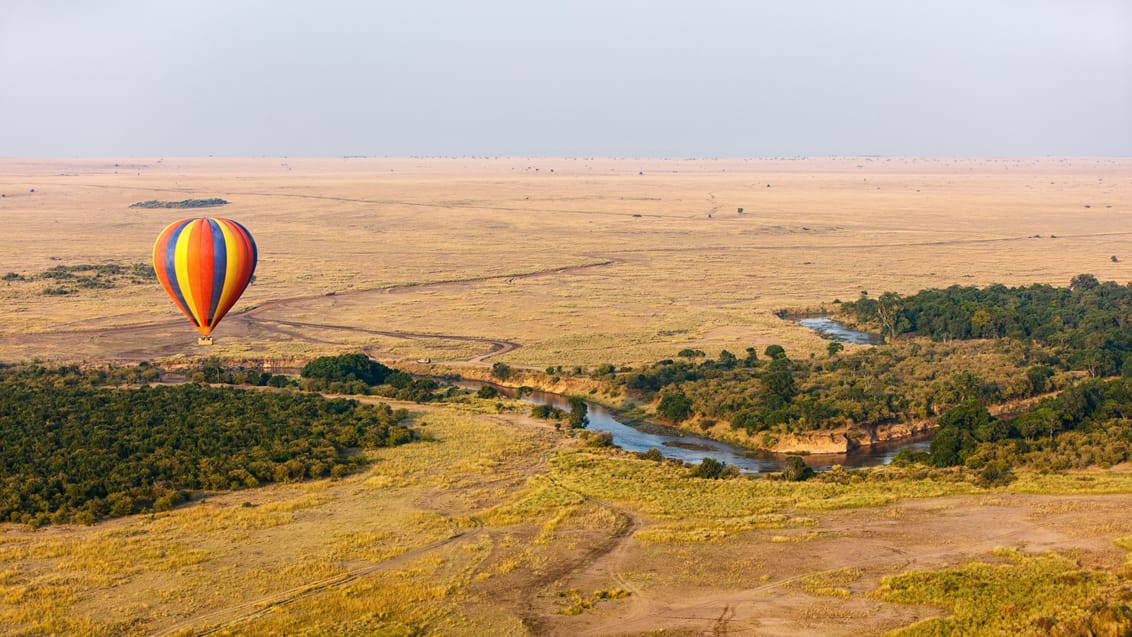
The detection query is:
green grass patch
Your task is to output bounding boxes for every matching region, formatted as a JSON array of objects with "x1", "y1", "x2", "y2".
[
  {"x1": 1009, "y1": 471, "x2": 1132, "y2": 495},
  {"x1": 877, "y1": 548, "x2": 1132, "y2": 636},
  {"x1": 540, "y1": 451, "x2": 981, "y2": 543}
]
